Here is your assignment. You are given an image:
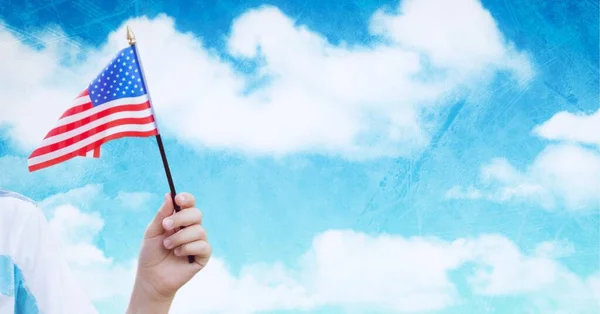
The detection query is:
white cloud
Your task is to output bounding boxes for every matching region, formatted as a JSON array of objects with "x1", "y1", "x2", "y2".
[
  {"x1": 38, "y1": 184, "x2": 158, "y2": 302},
  {"x1": 48, "y1": 204, "x2": 110, "y2": 266},
  {"x1": 466, "y1": 236, "x2": 599, "y2": 313},
  {"x1": 169, "y1": 231, "x2": 600, "y2": 314},
  {"x1": 446, "y1": 144, "x2": 600, "y2": 210},
  {"x1": 40, "y1": 184, "x2": 104, "y2": 209},
  {"x1": 0, "y1": 0, "x2": 531, "y2": 160},
  {"x1": 534, "y1": 108, "x2": 600, "y2": 147},
  {"x1": 39, "y1": 186, "x2": 600, "y2": 314},
  {"x1": 447, "y1": 107, "x2": 600, "y2": 210},
  {"x1": 370, "y1": 0, "x2": 532, "y2": 82},
  {"x1": 41, "y1": 188, "x2": 138, "y2": 302}
]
